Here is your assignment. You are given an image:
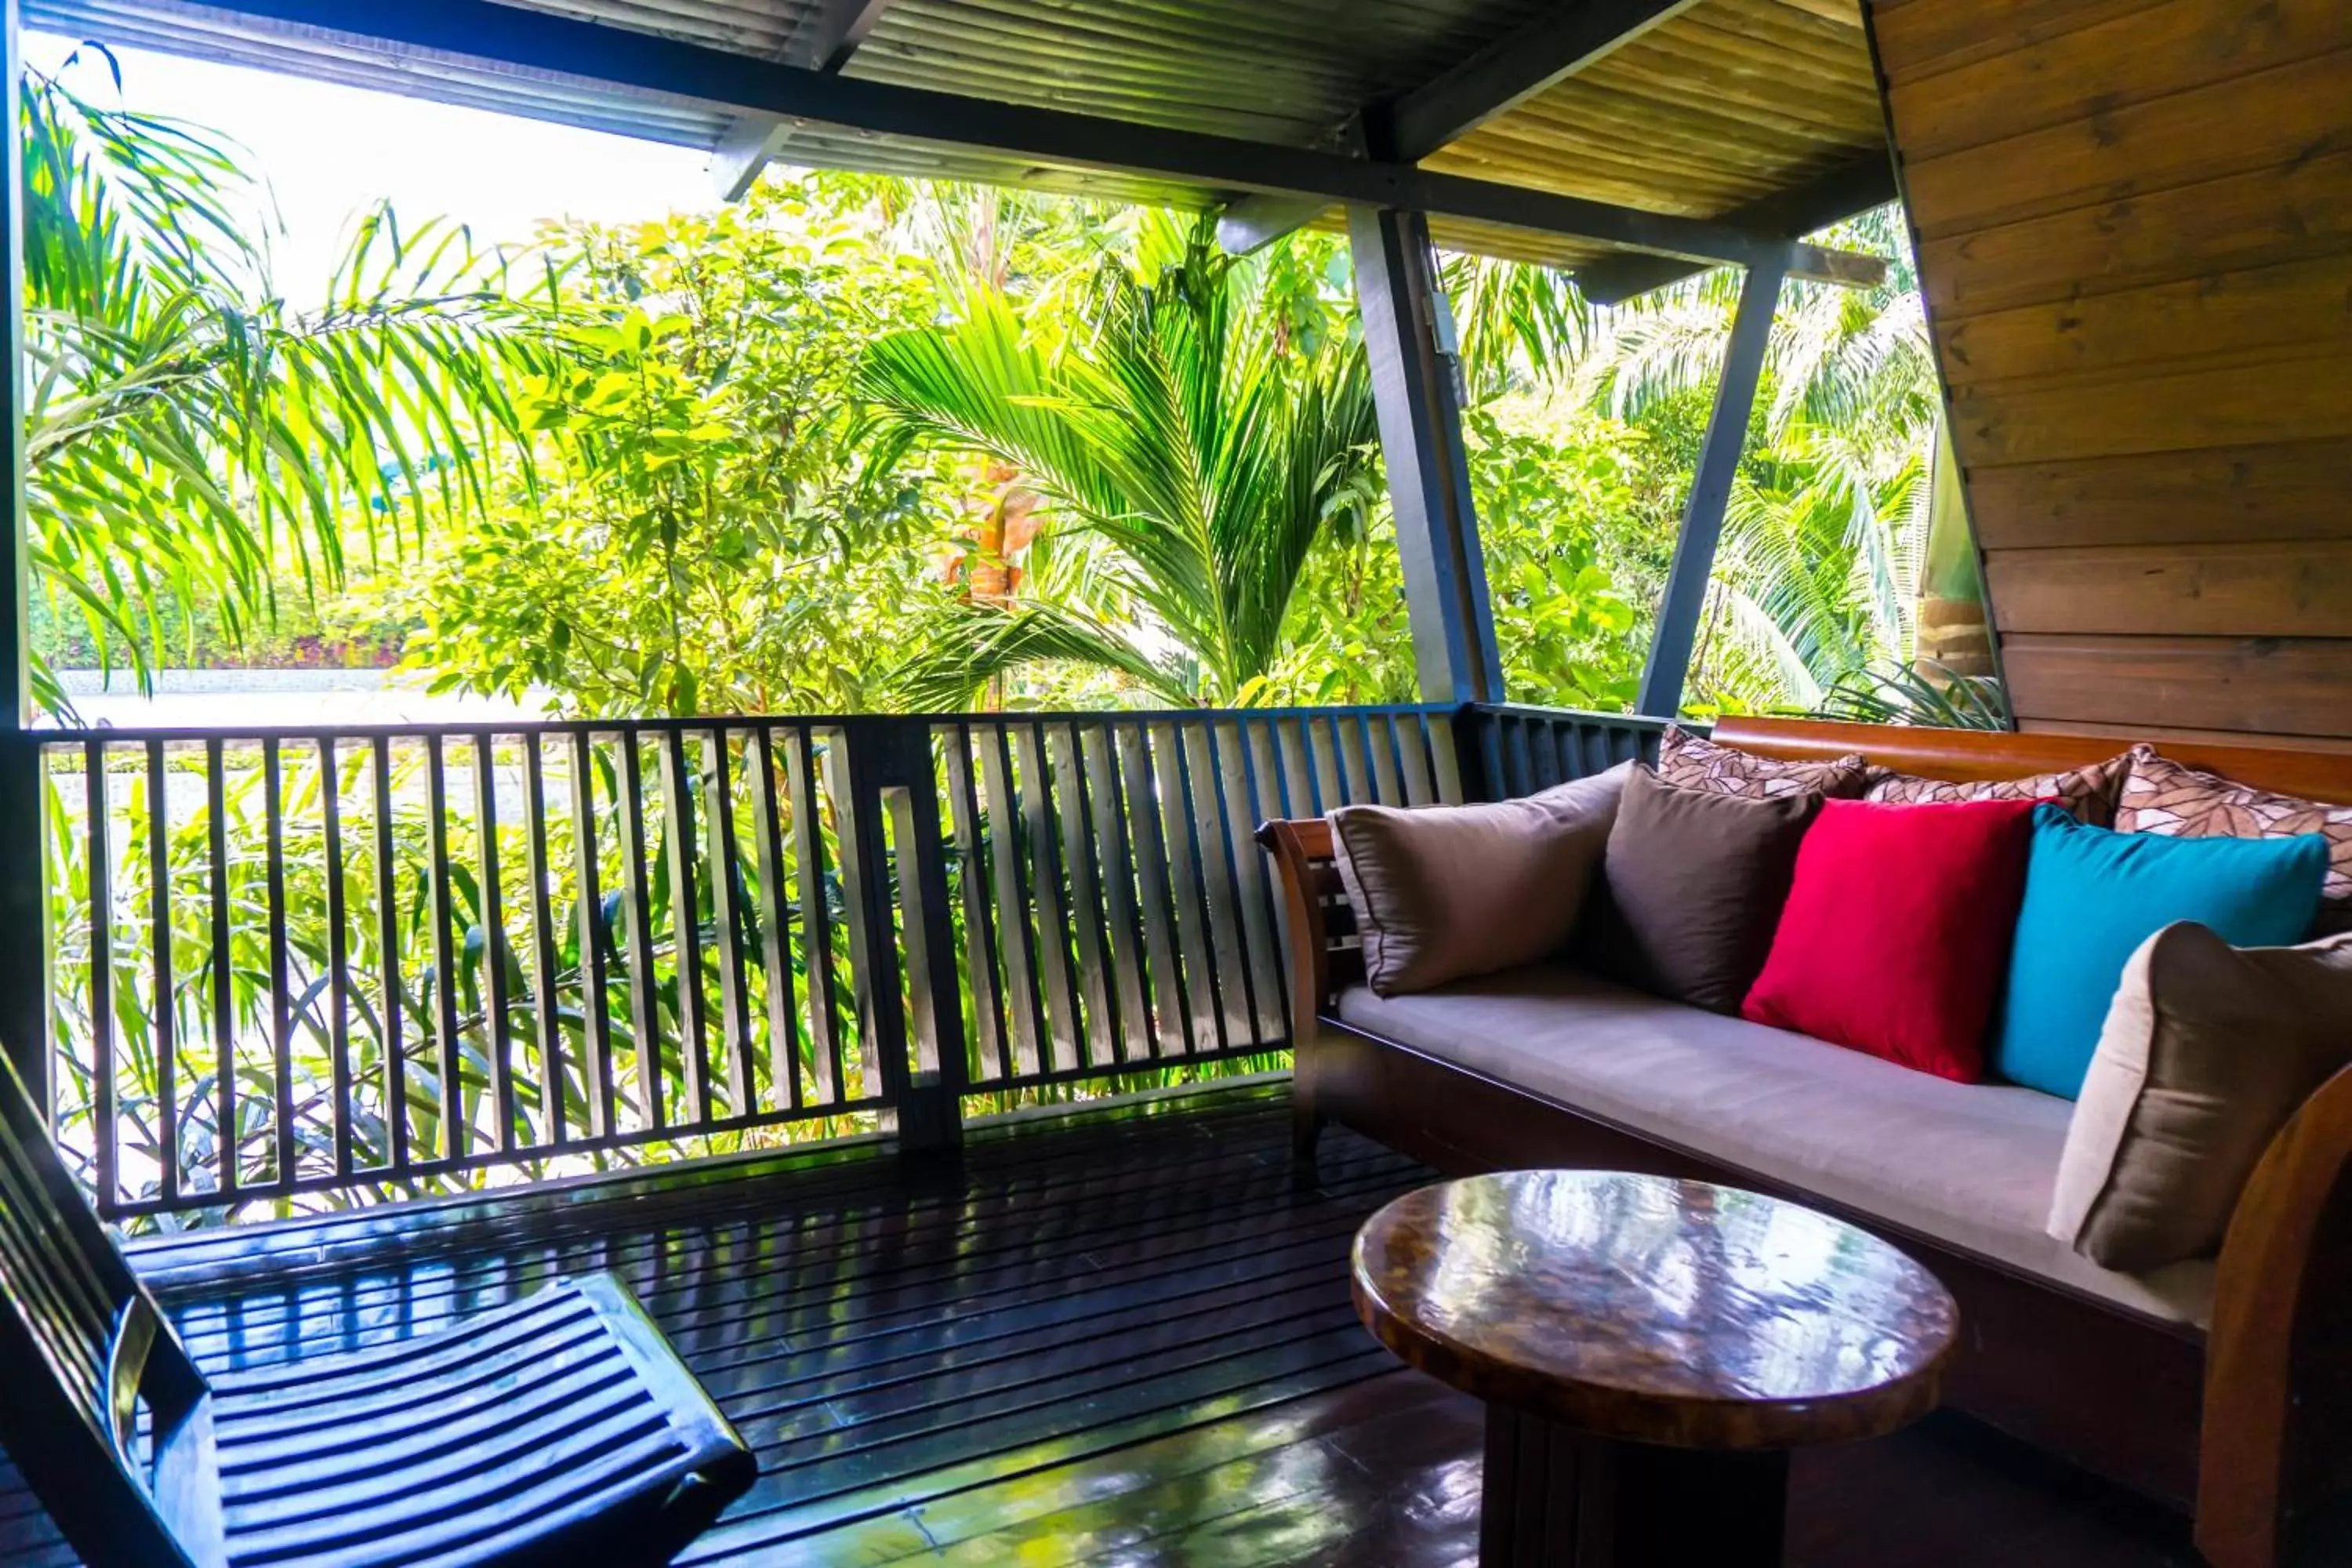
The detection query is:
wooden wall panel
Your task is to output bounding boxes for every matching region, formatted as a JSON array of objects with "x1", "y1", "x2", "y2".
[
  {"x1": 1987, "y1": 543, "x2": 2352, "y2": 639},
  {"x1": 2000, "y1": 635, "x2": 2352, "y2": 740},
  {"x1": 1868, "y1": 0, "x2": 2352, "y2": 742}
]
